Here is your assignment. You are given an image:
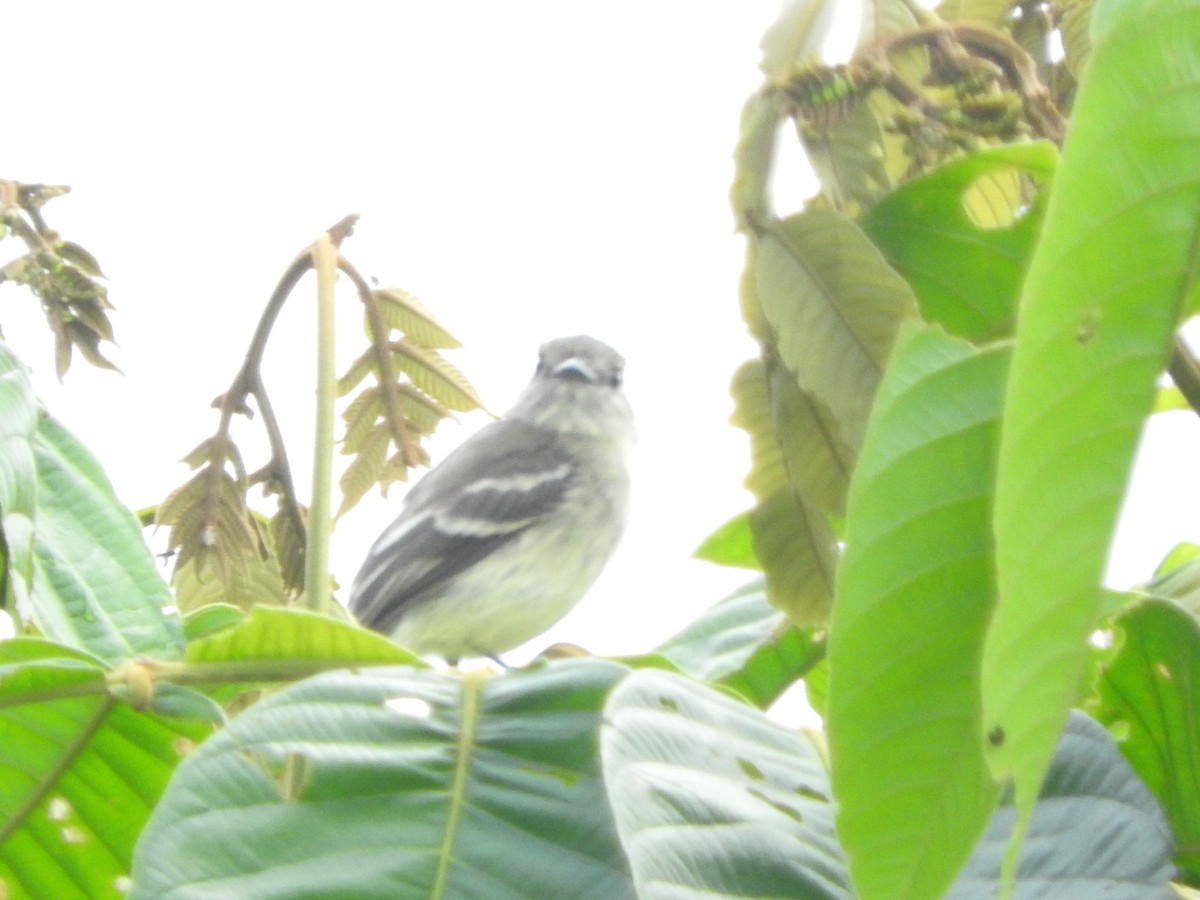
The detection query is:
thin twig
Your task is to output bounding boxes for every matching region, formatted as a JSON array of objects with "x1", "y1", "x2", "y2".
[
  {"x1": 211, "y1": 215, "x2": 361, "y2": 520},
  {"x1": 1169, "y1": 336, "x2": 1200, "y2": 420}
]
